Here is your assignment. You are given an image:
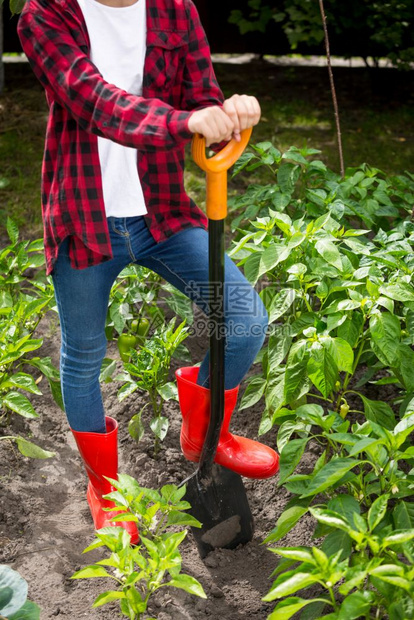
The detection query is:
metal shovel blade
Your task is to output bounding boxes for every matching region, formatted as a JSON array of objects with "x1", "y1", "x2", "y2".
[{"x1": 183, "y1": 463, "x2": 254, "y2": 558}]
